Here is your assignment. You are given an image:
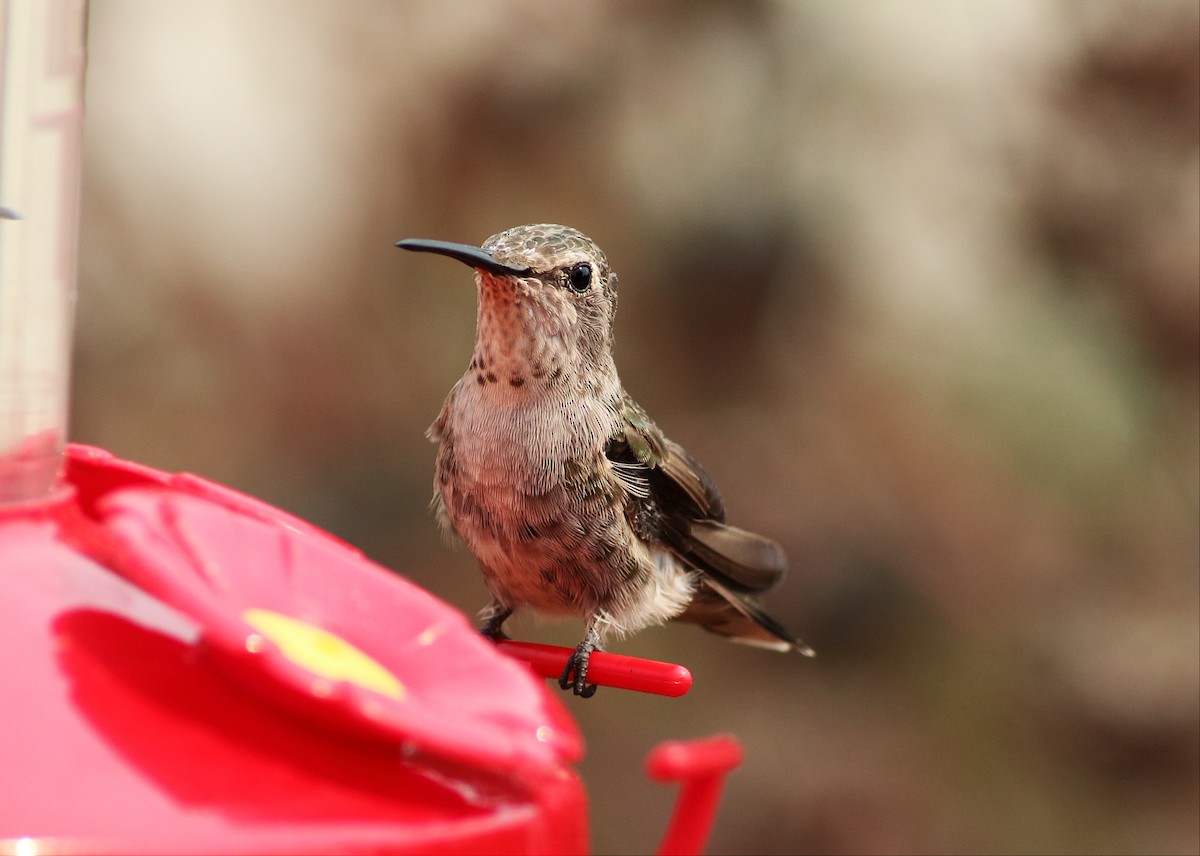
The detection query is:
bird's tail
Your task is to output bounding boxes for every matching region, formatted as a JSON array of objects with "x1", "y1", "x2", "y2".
[{"x1": 678, "y1": 577, "x2": 815, "y2": 656}]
